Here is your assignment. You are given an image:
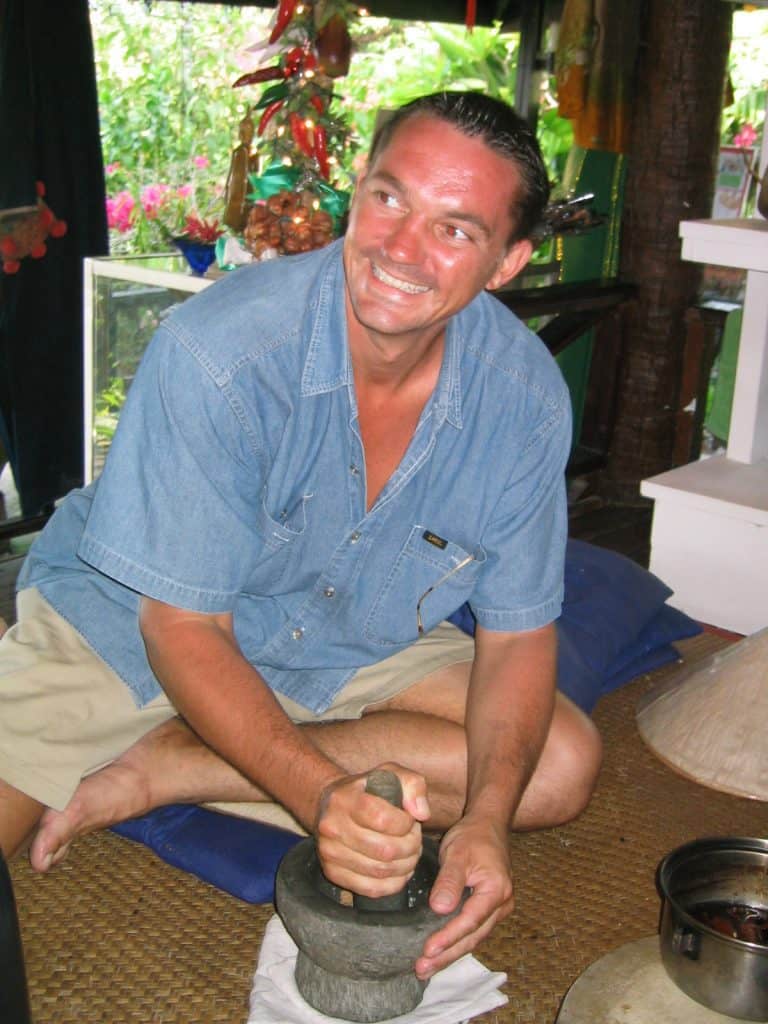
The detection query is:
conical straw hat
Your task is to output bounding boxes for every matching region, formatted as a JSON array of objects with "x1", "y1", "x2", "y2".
[{"x1": 636, "y1": 626, "x2": 768, "y2": 801}]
